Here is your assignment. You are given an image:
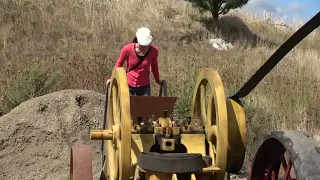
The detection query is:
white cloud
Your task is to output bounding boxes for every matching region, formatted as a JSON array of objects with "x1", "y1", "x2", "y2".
[
  {"x1": 242, "y1": 0, "x2": 284, "y2": 17},
  {"x1": 241, "y1": 0, "x2": 309, "y2": 25},
  {"x1": 287, "y1": 1, "x2": 304, "y2": 13}
]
